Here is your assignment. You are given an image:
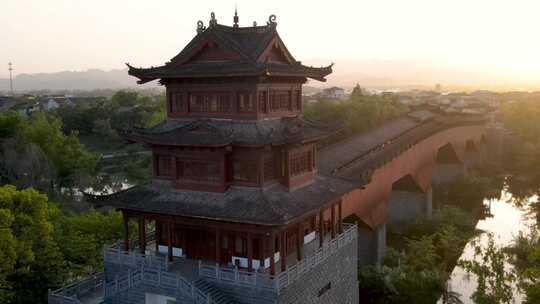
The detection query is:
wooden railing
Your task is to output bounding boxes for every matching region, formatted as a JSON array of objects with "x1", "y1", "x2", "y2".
[
  {"x1": 199, "y1": 223, "x2": 357, "y2": 293},
  {"x1": 104, "y1": 265, "x2": 218, "y2": 304},
  {"x1": 48, "y1": 273, "x2": 104, "y2": 304}
]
